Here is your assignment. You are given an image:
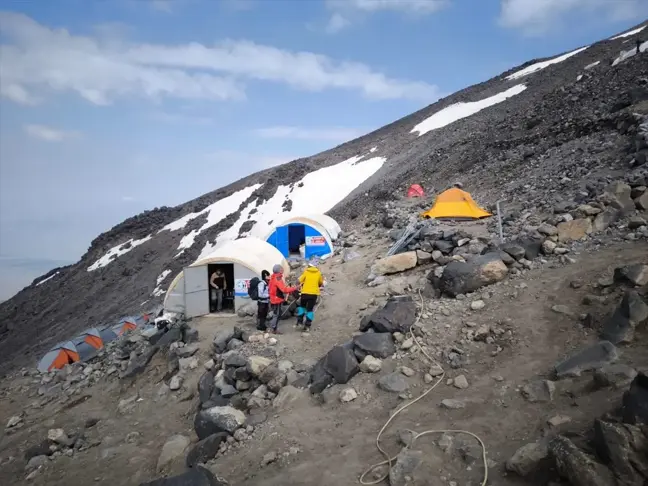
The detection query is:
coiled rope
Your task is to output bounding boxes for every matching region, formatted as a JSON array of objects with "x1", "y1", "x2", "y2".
[{"x1": 359, "y1": 290, "x2": 488, "y2": 486}]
